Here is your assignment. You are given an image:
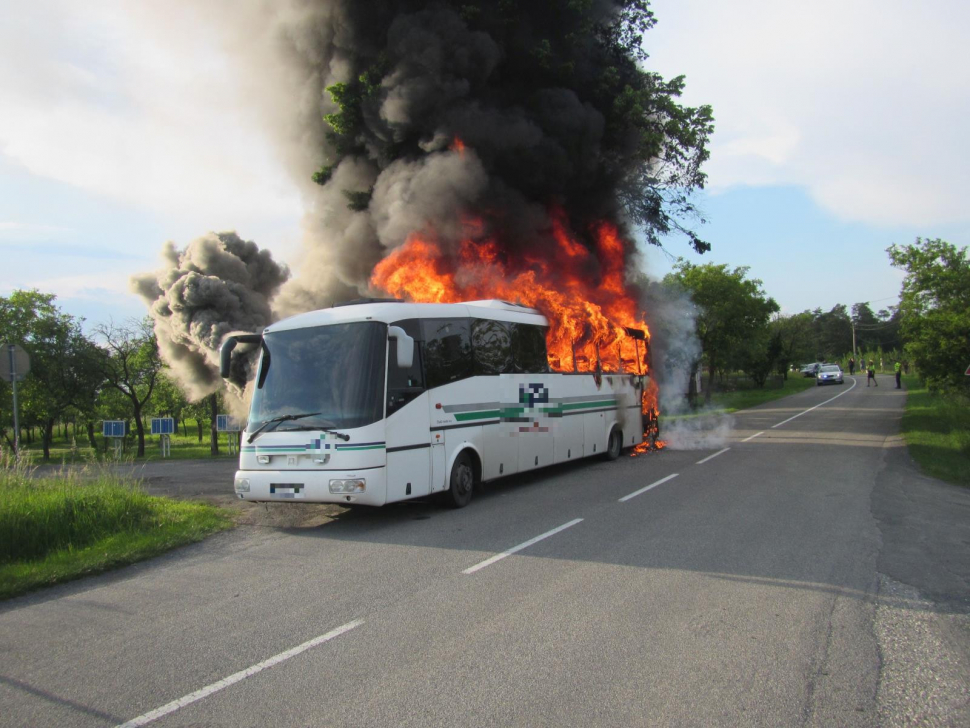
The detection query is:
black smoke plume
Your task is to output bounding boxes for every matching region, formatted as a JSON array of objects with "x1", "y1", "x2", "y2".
[{"x1": 277, "y1": 0, "x2": 713, "y2": 309}]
